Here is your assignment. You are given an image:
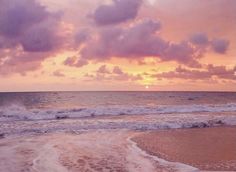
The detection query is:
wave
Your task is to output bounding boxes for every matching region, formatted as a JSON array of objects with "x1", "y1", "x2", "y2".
[{"x1": 0, "y1": 103, "x2": 236, "y2": 121}]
